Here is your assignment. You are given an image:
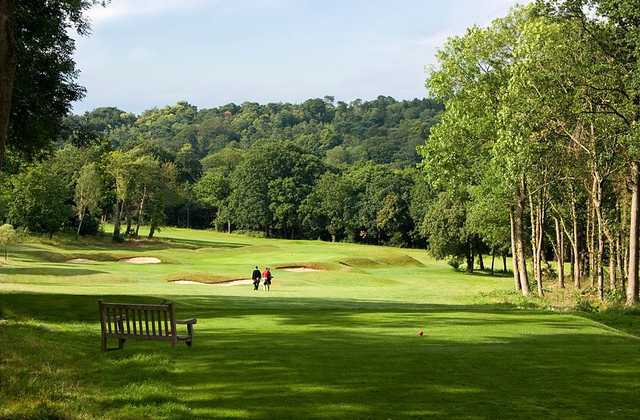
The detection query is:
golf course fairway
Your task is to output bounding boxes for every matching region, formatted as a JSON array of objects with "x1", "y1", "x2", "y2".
[{"x1": 1, "y1": 228, "x2": 639, "y2": 419}]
